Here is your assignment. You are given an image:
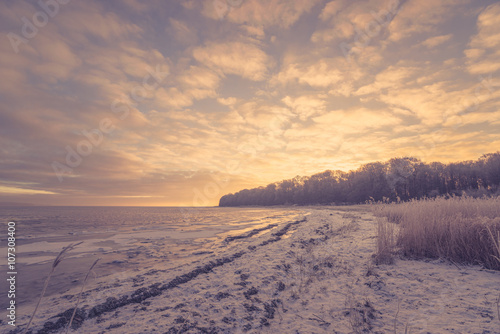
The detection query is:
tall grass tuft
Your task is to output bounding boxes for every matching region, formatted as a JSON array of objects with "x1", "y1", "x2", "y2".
[
  {"x1": 22, "y1": 242, "x2": 83, "y2": 334},
  {"x1": 375, "y1": 219, "x2": 396, "y2": 265},
  {"x1": 66, "y1": 258, "x2": 100, "y2": 333},
  {"x1": 373, "y1": 196, "x2": 500, "y2": 270}
]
